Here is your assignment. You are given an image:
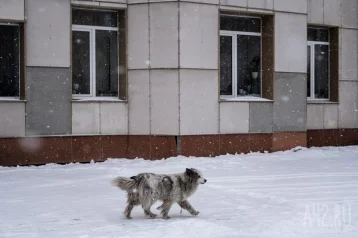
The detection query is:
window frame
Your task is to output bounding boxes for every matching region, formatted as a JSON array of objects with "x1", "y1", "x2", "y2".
[
  {"x1": 219, "y1": 15, "x2": 263, "y2": 99},
  {"x1": 0, "y1": 22, "x2": 21, "y2": 99},
  {"x1": 307, "y1": 27, "x2": 330, "y2": 101},
  {"x1": 72, "y1": 9, "x2": 119, "y2": 99}
]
